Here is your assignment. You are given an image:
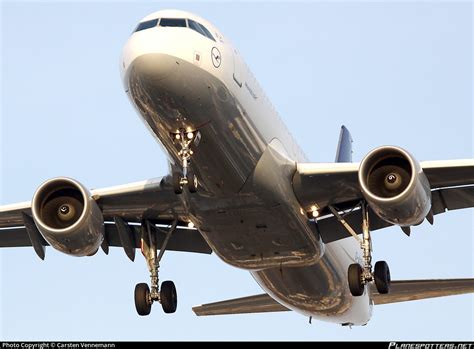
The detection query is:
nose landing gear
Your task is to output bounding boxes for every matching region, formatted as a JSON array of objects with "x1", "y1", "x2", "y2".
[
  {"x1": 329, "y1": 202, "x2": 391, "y2": 297},
  {"x1": 171, "y1": 130, "x2": 199, "y2": 194}
]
